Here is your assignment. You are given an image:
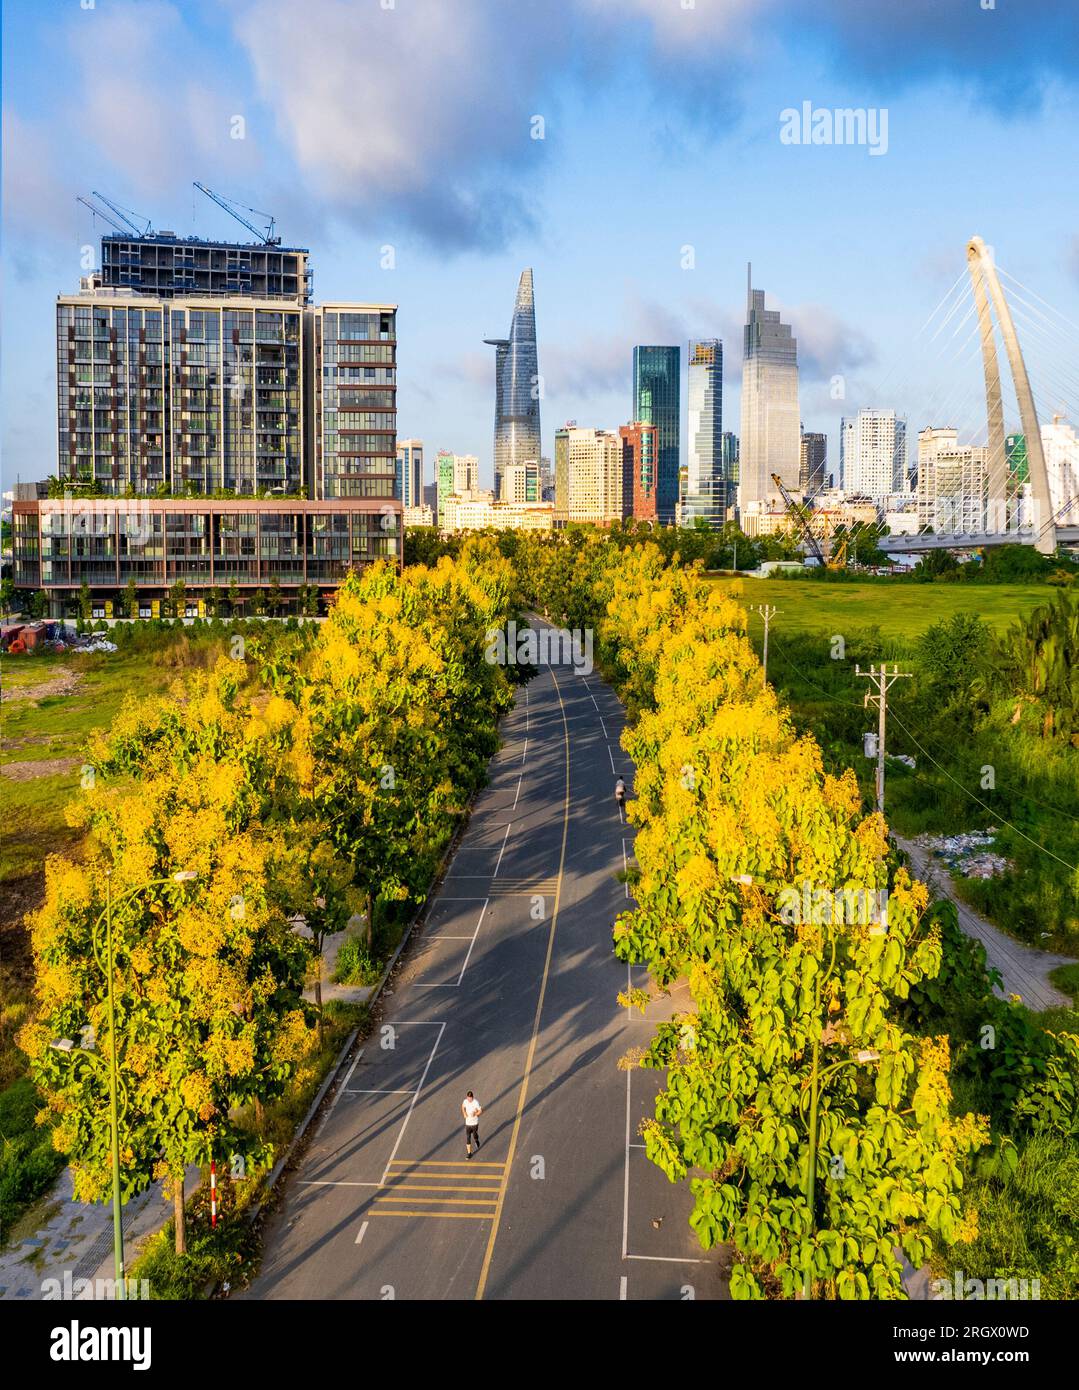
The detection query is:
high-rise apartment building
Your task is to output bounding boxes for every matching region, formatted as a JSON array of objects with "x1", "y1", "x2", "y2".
[
  {"x1": 916, "y1": 427, "x2": 989, "y2": 532},
  {"x1": 619, "y1": 421, "x2": 659, "y2": 522},
  {"x1": 739, "y1": 267, "x2": 799, "y2": 510},
  {"x1": 632, "y1": 346, "x2": 680, "y2": 524},
  {"x1": 799, "y1": 430, "x2": 827, "y2": 496},
  {"x1": 554, "y1": 426, "x2": 623, "y2": 524},
  {"x1": 396, "y1": 438, "x2": 424, "y2": 508},
  {"x1": 485, "y1": 269, "x2": 541, "y2": 499},
  {"x1": 722, "y1": 432, "x2": 740, "y2": 515},
  {"x1": 839, "y1": 409, "x2": 906, "y2": 498},
  {"x1": 682, "y1": 339, "x2": 726, "y2": 528},
  {"x1": 14, "y1": 227, "x2": 398, "y2": 614}
]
